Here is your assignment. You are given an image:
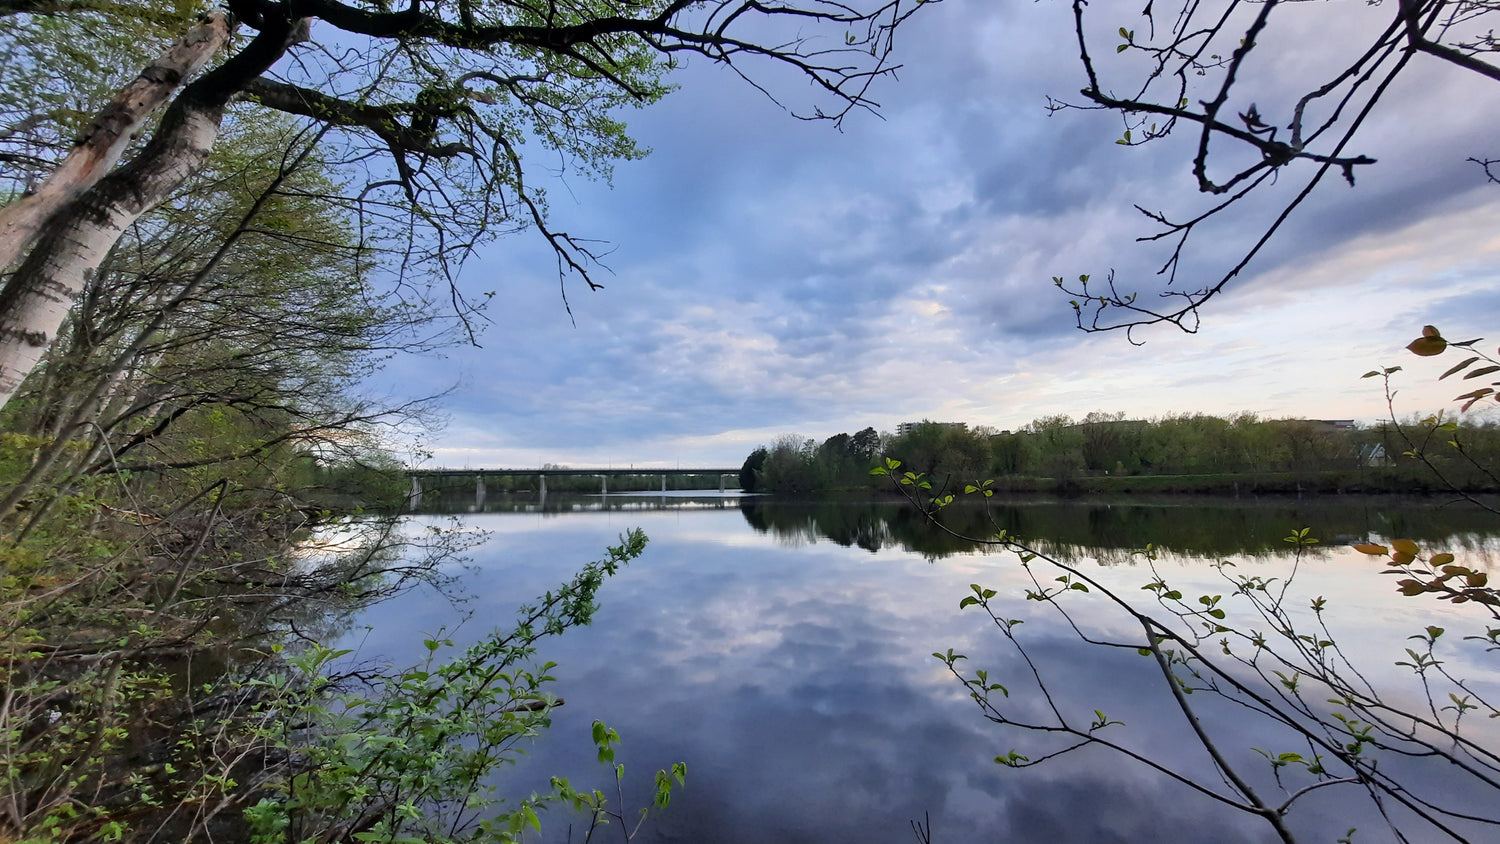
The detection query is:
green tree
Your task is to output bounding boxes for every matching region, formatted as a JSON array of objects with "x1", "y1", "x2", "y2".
[
  {"x1": 0, "y1": 0, "x2": 938, "y2": 406},
  {"x1": 758, "y1": 434, "x2": 818, "y2": 495},
  {"x1": 739, "y1": 446, "x2": 768, "y2": 493},
  {"x1": 851, "y1": 426, "x2": 882, "y2": 465},
  {"x1": 1077, "y1": 410, "x2": 1126, "y2": 472}
]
